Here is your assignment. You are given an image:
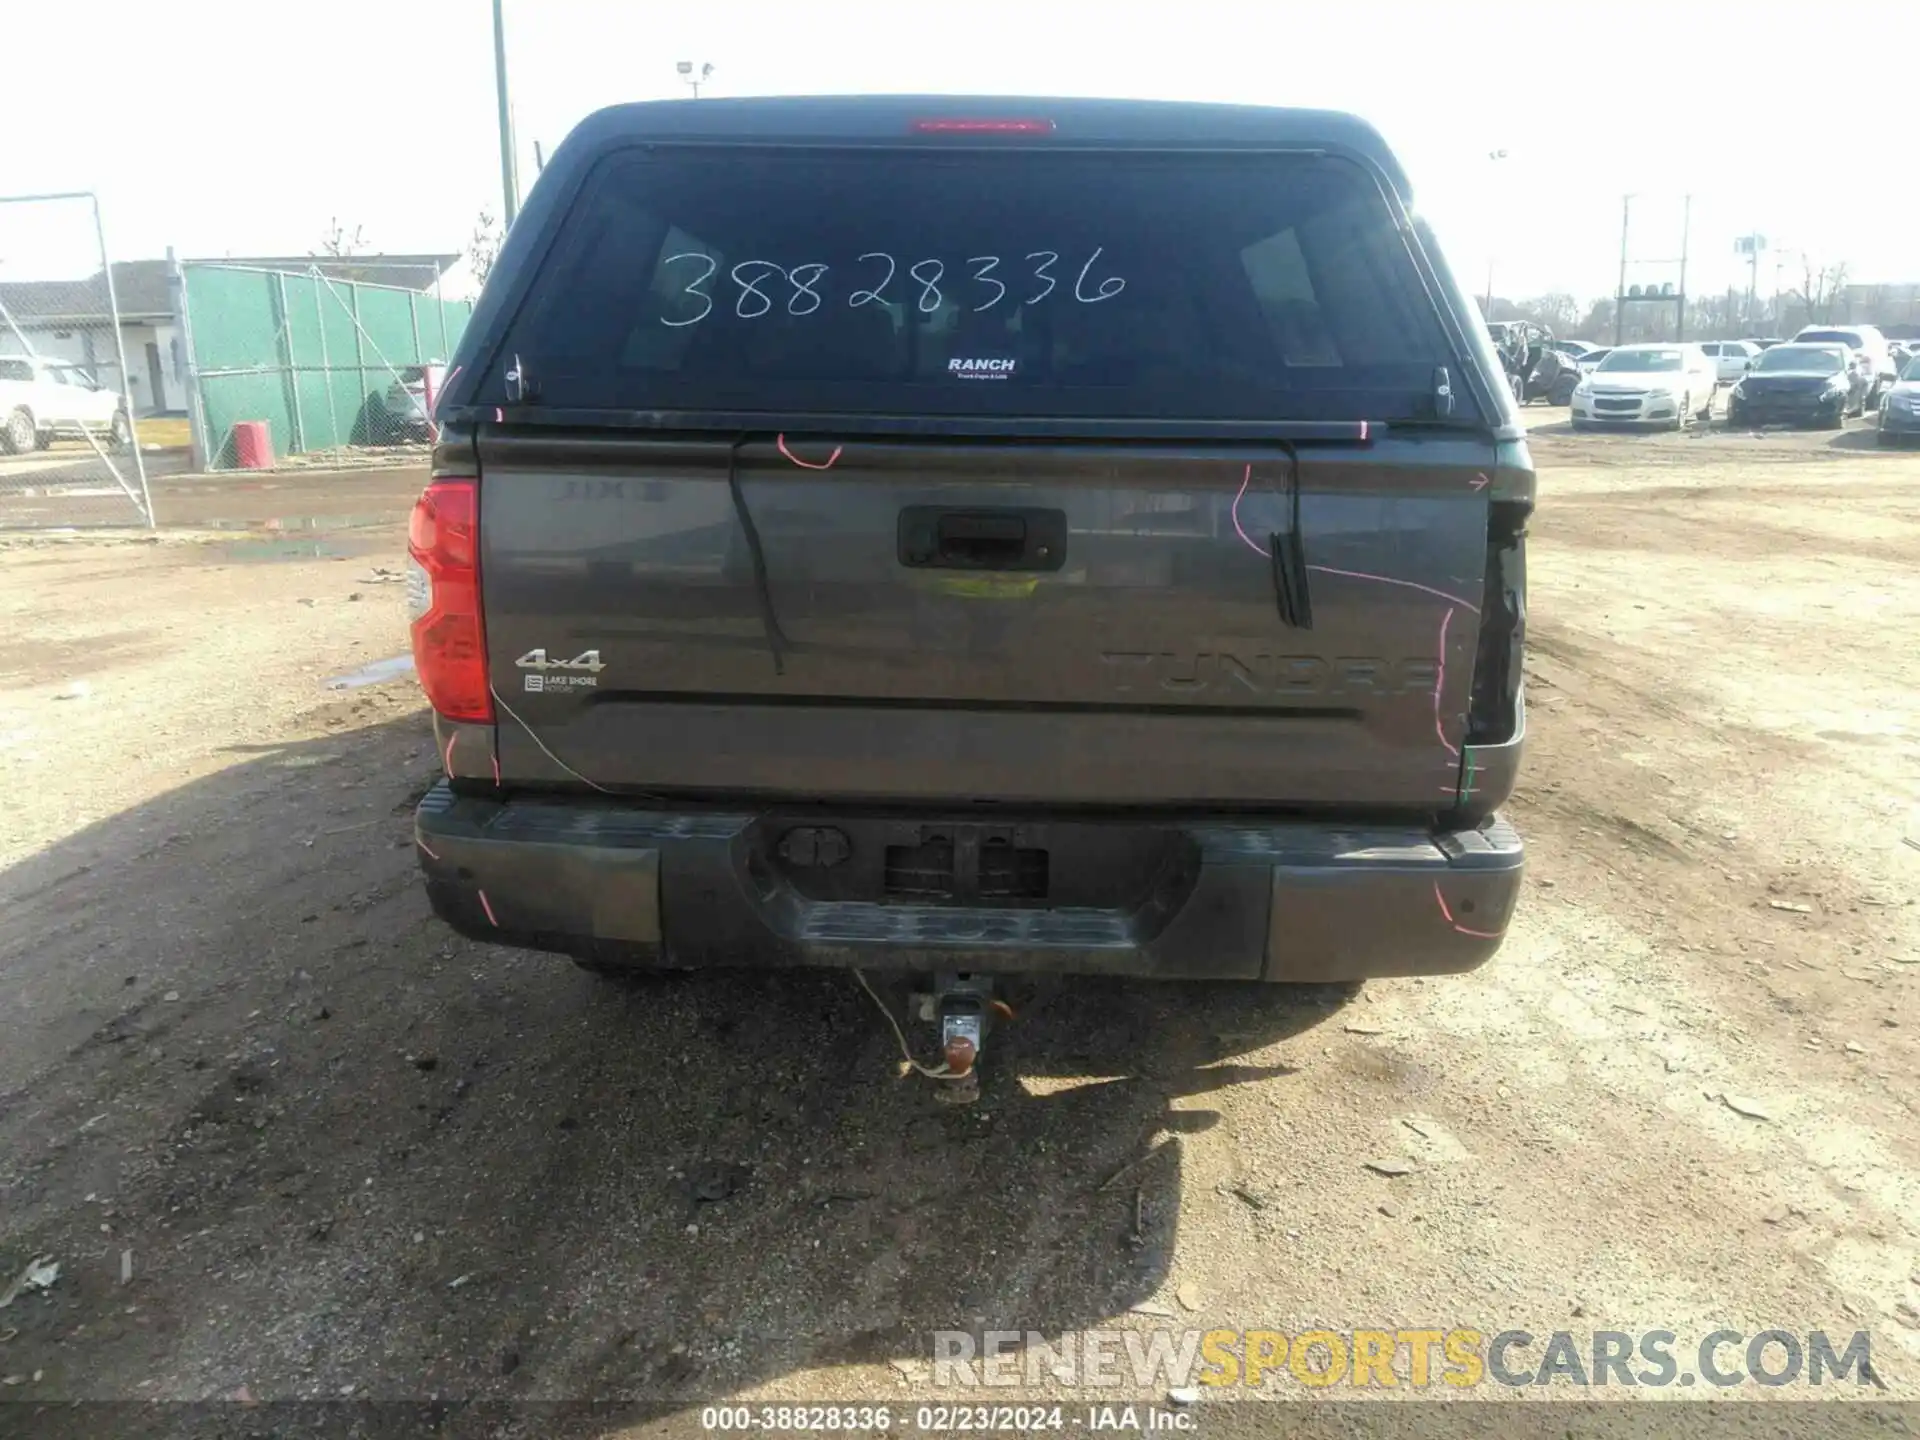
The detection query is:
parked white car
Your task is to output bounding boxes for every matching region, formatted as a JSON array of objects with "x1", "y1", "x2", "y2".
[
  {"x1": 1569, "y1": 343, "x2": 1719, "y2": 430},
  {"x1": 1699, "y1": 340, "x2": 1761, "y2": 385},
  {"x1": 0, "y1": 355, "x2": 129, "y2": 454}
]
